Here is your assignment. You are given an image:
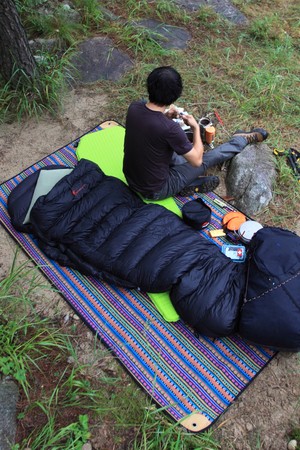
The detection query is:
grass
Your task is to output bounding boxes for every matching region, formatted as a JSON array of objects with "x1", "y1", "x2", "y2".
[
  {"x1": 0, "y1": 0, "x2": 300, "y2": 447},
  {"x1": 0, "y1": 316, "x2": 70, "y2": 399},
  {"x1": 0, "y1": 259, "x2": 96, "y2": 448},
  {"x1": 130, "y1": 404, "x2": 220, "y2": 449},
  {"x1": 12, "y1": 414, "x2": 90, "y2": 450},
  {"x1": 73, "y1": 0, "x2": 104, "y2": 30},
  {"x1": 289, "y1": 426, "x2": 300, "y2": 440},
  {"x1": 0, "y1": 50, "x2": 76, "y2": 123}
]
